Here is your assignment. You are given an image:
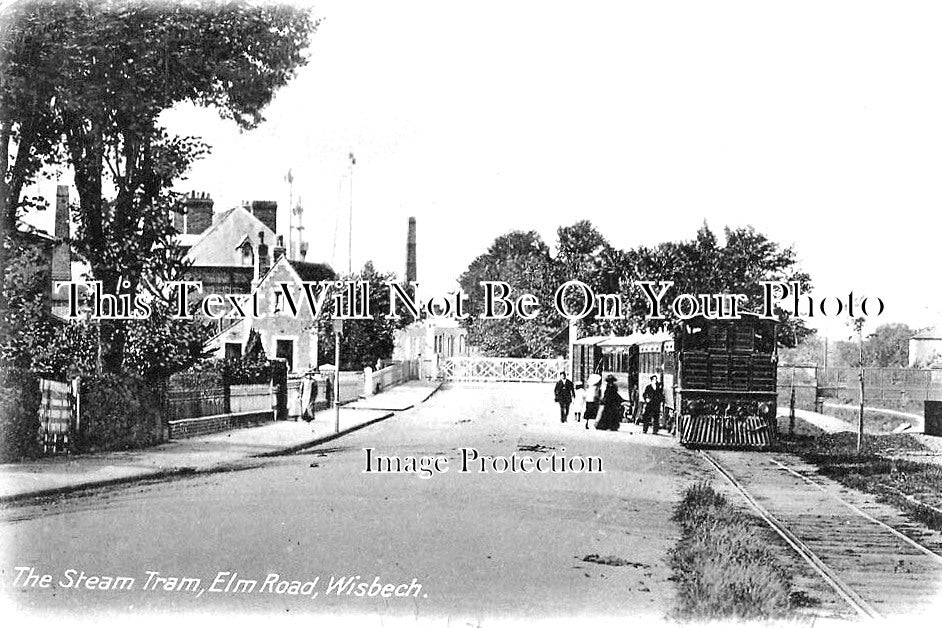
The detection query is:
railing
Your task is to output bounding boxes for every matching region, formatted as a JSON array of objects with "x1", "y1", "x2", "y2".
[
  {"x1": 777, "y1": 365, "x2": 942, "y2": 414},
  {"x1": 439, "y1": 357, "x2": 566, "y2": 382}
]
